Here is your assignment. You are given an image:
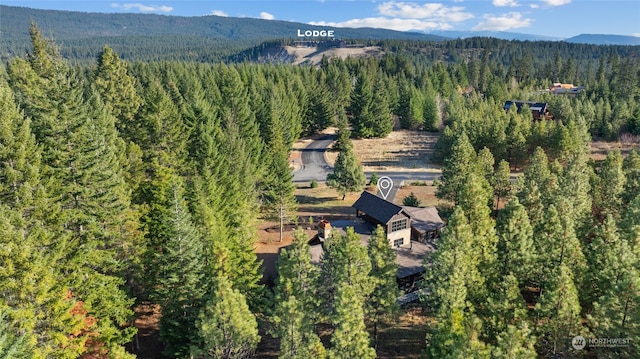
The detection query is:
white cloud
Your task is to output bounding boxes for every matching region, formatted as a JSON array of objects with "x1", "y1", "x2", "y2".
[
  {"x1": 541, "y1": 0, "x2": 571, "y2": 6},
  {"x1": 376, "y1": 2, "x2": 474, "y2": 22},
  {"x1": 472, "y1": 12, "x2": 532, "y2": 31},
  {"x1": 259, "y1": 12, "x2": 275, "y2": 20},
  {"x1": 530, "y1": 4, "x2": 539, "y2": 8},
  {"x1": 209, "y1": 10, "x2": 228, "y2": 17},
  {"x1": 310, "y1": 17, "x2": 453, "y2": 32},
  {"x1": 493, "y1": 0, "x2": 519, "y2": 7},
  {"x1": 111, "y1": 3, "x2": 173, "y2": 12},
  {"x1": 633, "y1": 33, "x2": 640, "y2": 37}
]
